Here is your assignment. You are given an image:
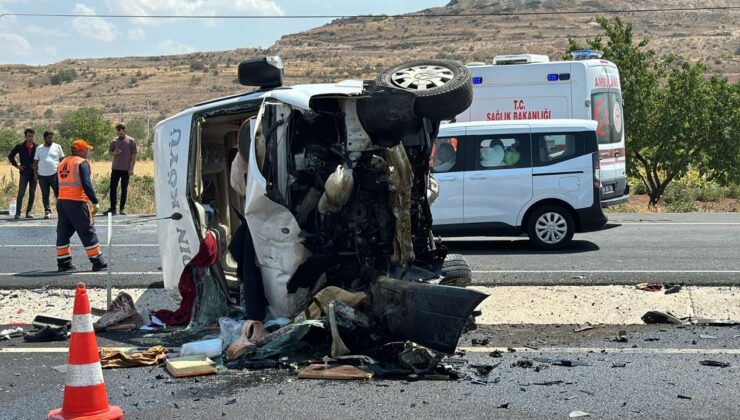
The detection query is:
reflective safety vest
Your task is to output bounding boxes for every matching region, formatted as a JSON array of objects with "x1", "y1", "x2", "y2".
[{"x1": 57, "y1": 156, "x2": 89, "y2": 202}]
